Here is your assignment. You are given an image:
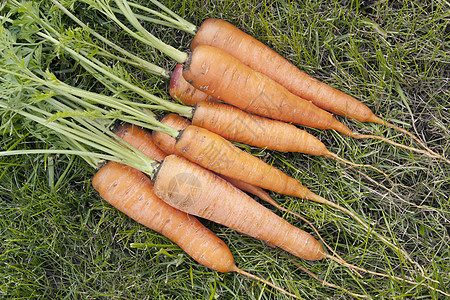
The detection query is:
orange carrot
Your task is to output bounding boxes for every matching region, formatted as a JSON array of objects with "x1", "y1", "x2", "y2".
[
  {"x1": 190, "y1": 19, "x2": 441, "y2": 159},
  {"x1": 182, "y1": 45, "x2": 439, "y2": 159},
  {"x1": 190, "y1": 19, "x2": 375, "y2": 122},
  {"x1": 116, "y1": 120, "x2": 355, "y2": 269},
  {"x1": 173, "y1": 124, "x2": 320, "y2": 200},
  {"x1": 183, "y1": 45, "x2": 353, "y2": 136},
  {"x1": 149, "y1": 114, "x2": 289, "y2": 205},
  {"x1": 192, "y1": 101, "x2": 328, "y2": 155},
  {"x1": 93, "y1": 161, "x2": 301, "y2": 298},
  {"x1": 92, "y1": 161, "x2": 235, "y2": 272},
  {"x1": 152, "y1": 154, "x2": 325, "y2": 262},
  {"x1": 114, "y1": 123, "x2": 167, "y2": 161},
  {"x1": 169, "y1": 63, "x2": 220, "y2": 105}
]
